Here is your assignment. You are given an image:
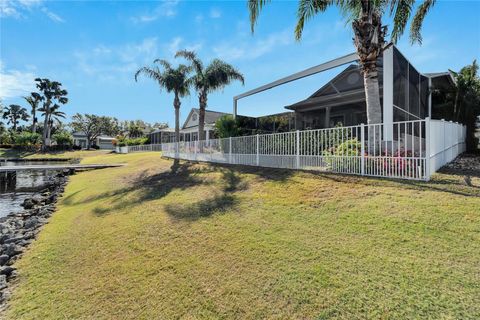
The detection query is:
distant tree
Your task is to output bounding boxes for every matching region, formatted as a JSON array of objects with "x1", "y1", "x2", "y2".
[
  {"x1": 24, "y1": 92, "x2": 42, "y2": 133},
  {"x1": 2, "y1": 104, "x2": 29, "y2": 131},
  {"x1": 135, "y1": 60, "x2": 191, "y2": 145},
  {"x1": 175, "y1": 50, "x2": 244, "y2": 141},
  {"x1": 70, "y1": 113, "x2": 118, "y2": 149},
  {"x1": 35, "y1": 78, "x2": 68, "y2": 148},
  {"x1": 451, "y1": 60, "x2": 480, "y2": 151}
]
